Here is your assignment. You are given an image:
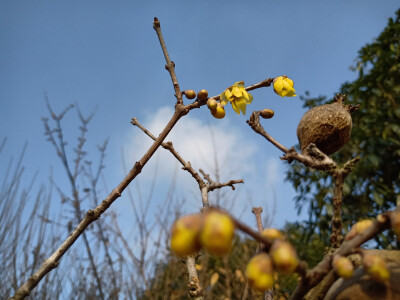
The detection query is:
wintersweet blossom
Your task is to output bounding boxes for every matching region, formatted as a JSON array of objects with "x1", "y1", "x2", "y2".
[
  {"x1": 273, "y1": 76, "x2": 297, "y2": 97},
  {"x1": 220, "y1": 81, "x2": 253, "y2": 115}
]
